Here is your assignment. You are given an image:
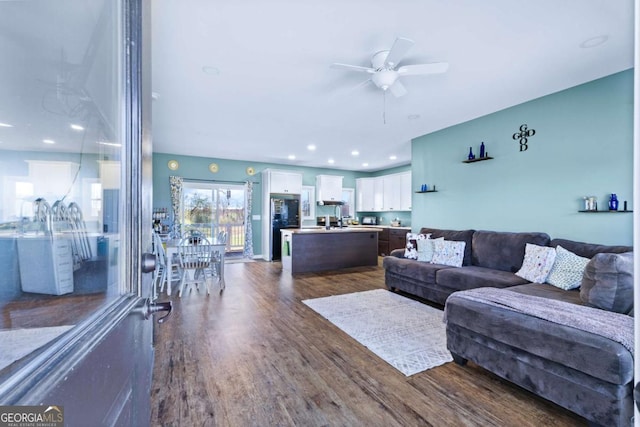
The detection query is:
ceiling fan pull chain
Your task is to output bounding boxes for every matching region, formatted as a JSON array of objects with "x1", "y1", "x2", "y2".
[{"x1": 383, "y1": 90, "x2": 387, "y2": 125}]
